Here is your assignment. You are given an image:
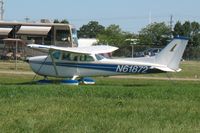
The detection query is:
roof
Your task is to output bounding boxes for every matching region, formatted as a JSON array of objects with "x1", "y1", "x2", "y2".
[
  {"x1": 0, "y1": 21, "x2": 73, "y2": 36},
  {"x1": 17, "y1": 26, "x2": 51, "y2": 35},
  {"x1": 0, "y1": 28, "x2": 12, "y2": 35},
  {"x1": 0, "y1": 21, "x2": 71, "y2": 28}
]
